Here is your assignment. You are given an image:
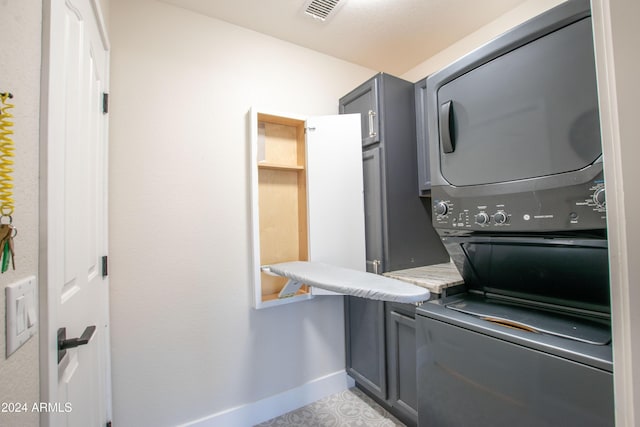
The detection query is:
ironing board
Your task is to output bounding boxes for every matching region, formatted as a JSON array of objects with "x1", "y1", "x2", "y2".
[{"x1": 262, "y1": 261, "x2": 430, "y2": 303}]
